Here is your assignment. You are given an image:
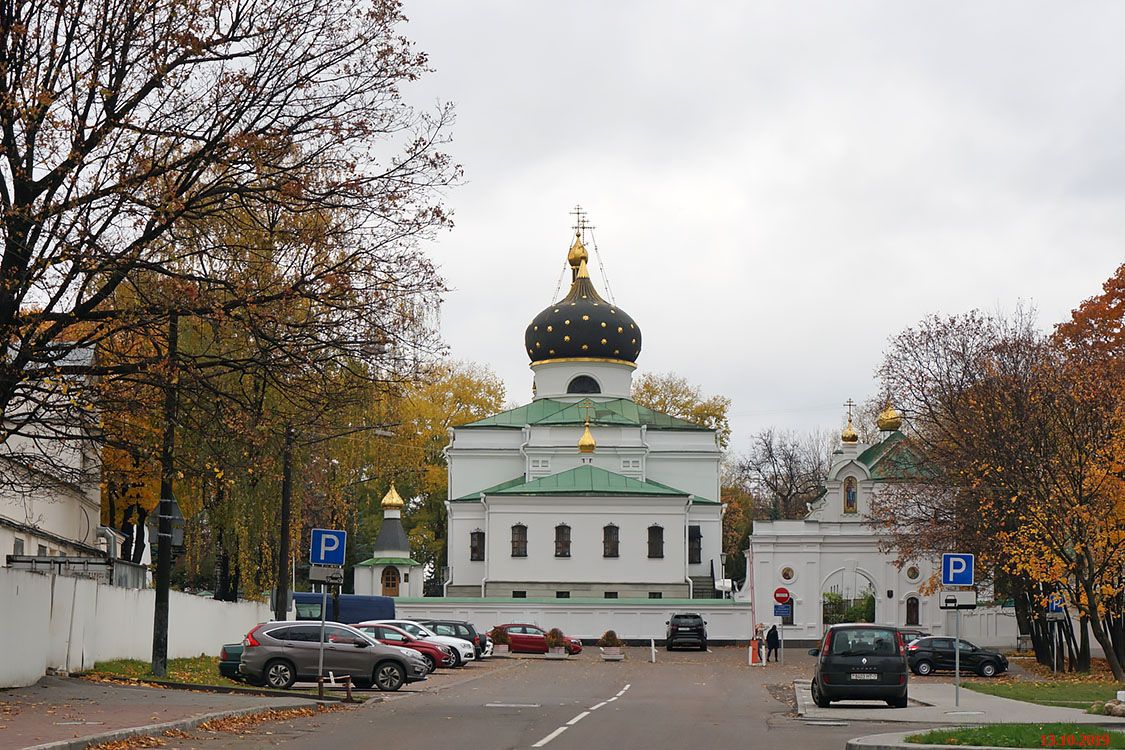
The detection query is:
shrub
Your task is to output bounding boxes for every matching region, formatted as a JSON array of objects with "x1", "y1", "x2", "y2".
[
  {"x1": 488, "y1": 626, "x2": 510, "y2": 645},
  {"x1": 545, "y1": 627, "x2": 566, "y2": 648},
  {"x1": 597, "y1": 630, "x2": 624, "y2": 647}
]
